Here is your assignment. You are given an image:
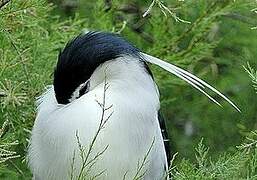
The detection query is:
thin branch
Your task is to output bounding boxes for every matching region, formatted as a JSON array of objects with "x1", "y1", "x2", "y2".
[
  {"x1": 76, "y1": 70, "x2": 113, "y2": 179},
  {"x1": 143, "y1": 0, "x2": 190, "y2": 24},
  {"x1": 122, "y1": 171, "x2": 128, "y2": 180},
  {"x1": 133, "y1": 137, "x2": 155, "y2": 180},
  {"x1": 243, "y1": 62, "x2": 257, "y2": 93},
  {"x1": 0, "y1": 119, "x2": 9, "y2": 138},
  {"x1": 142, "y1": 0, "x2": 155, "y2": 17},
  {"x1": 8, "y1": 159, "x2": 25, "y2": 177},
  {"x1": 0, "y1": 140, "x2": 19, "y2": 163},
  {"x1": 165, "y1": 152, "x2": 178, "y2": 179},
  {"x1": 116, "y1": 21, "x2": 127, "y2": 34},
  {"x1": 84, "y1": 145, "x2": 109, "y2": 168},
  {"x1": 237, "y1": 131, "x2": 257, "y2": 152},
  {"x1": 170, "y1": 1, "x2": 218, "y2": 47},
  {"x1": 0, "y1": 0, "x2": 10, "y2": 9},
  {"x1": 69, "y1": 150, "x2": 76, "y2": 180},
  {"x1": 3, "y1": 30, "x2": 31, "y2": 84},
  {"x1": 90, "y1": 169, "x2": 106, "y2": 180}
]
